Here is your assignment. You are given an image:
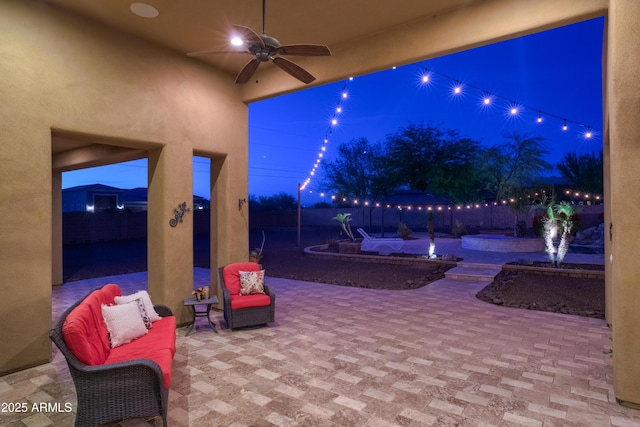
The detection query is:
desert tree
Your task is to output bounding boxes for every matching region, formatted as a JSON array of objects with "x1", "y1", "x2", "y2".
[
  {"x1": 381, "y1": 122, "x2": 483, "y2": 202},
  {"x1": 321, "y1": 137, "x2": 392, "y2": 200},
  {"x1": 249, "y1": 192, "x2": 297, "y2": 211},
  {"x1": 479, "y1": 133, "x2": 551, "y2": 235},
  {"x1": 556, "y1": 150, "x2": 603, "y2": 195},
  {"x1": 479, "y1": 133, "x2": 551, "y2": 202}
]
